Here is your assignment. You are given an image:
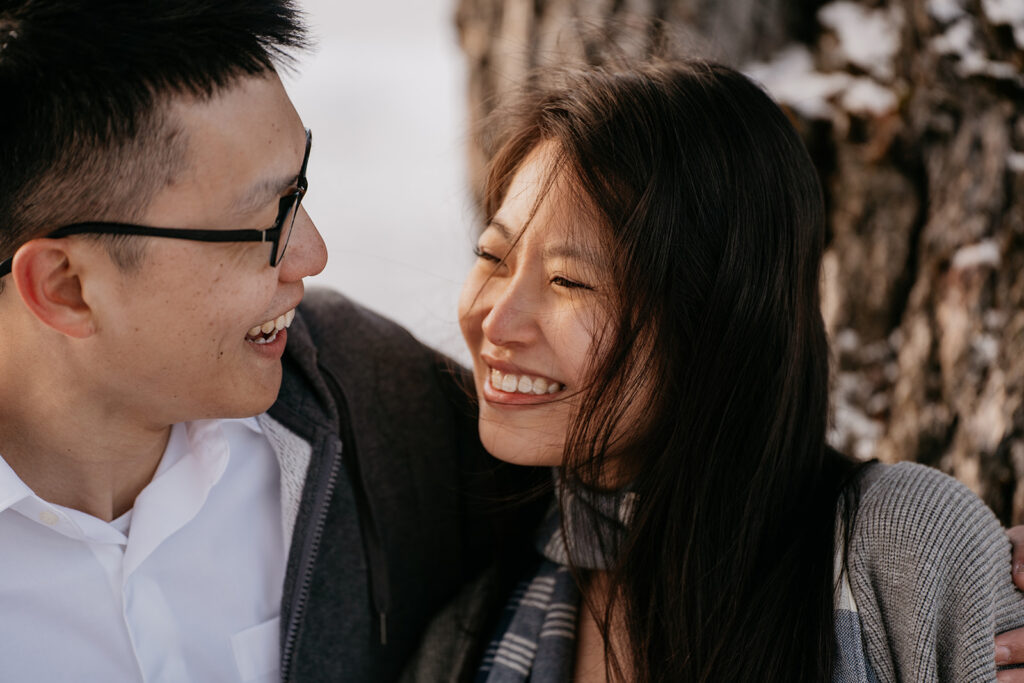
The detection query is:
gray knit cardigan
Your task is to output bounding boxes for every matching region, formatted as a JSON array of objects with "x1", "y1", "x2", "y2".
[
  {"x1": 834, "y1": 461, "x2": 1024, "y2": 681},
  {"x1": 404, "y1": 462, "x2": 1024, "y2": 682}
]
